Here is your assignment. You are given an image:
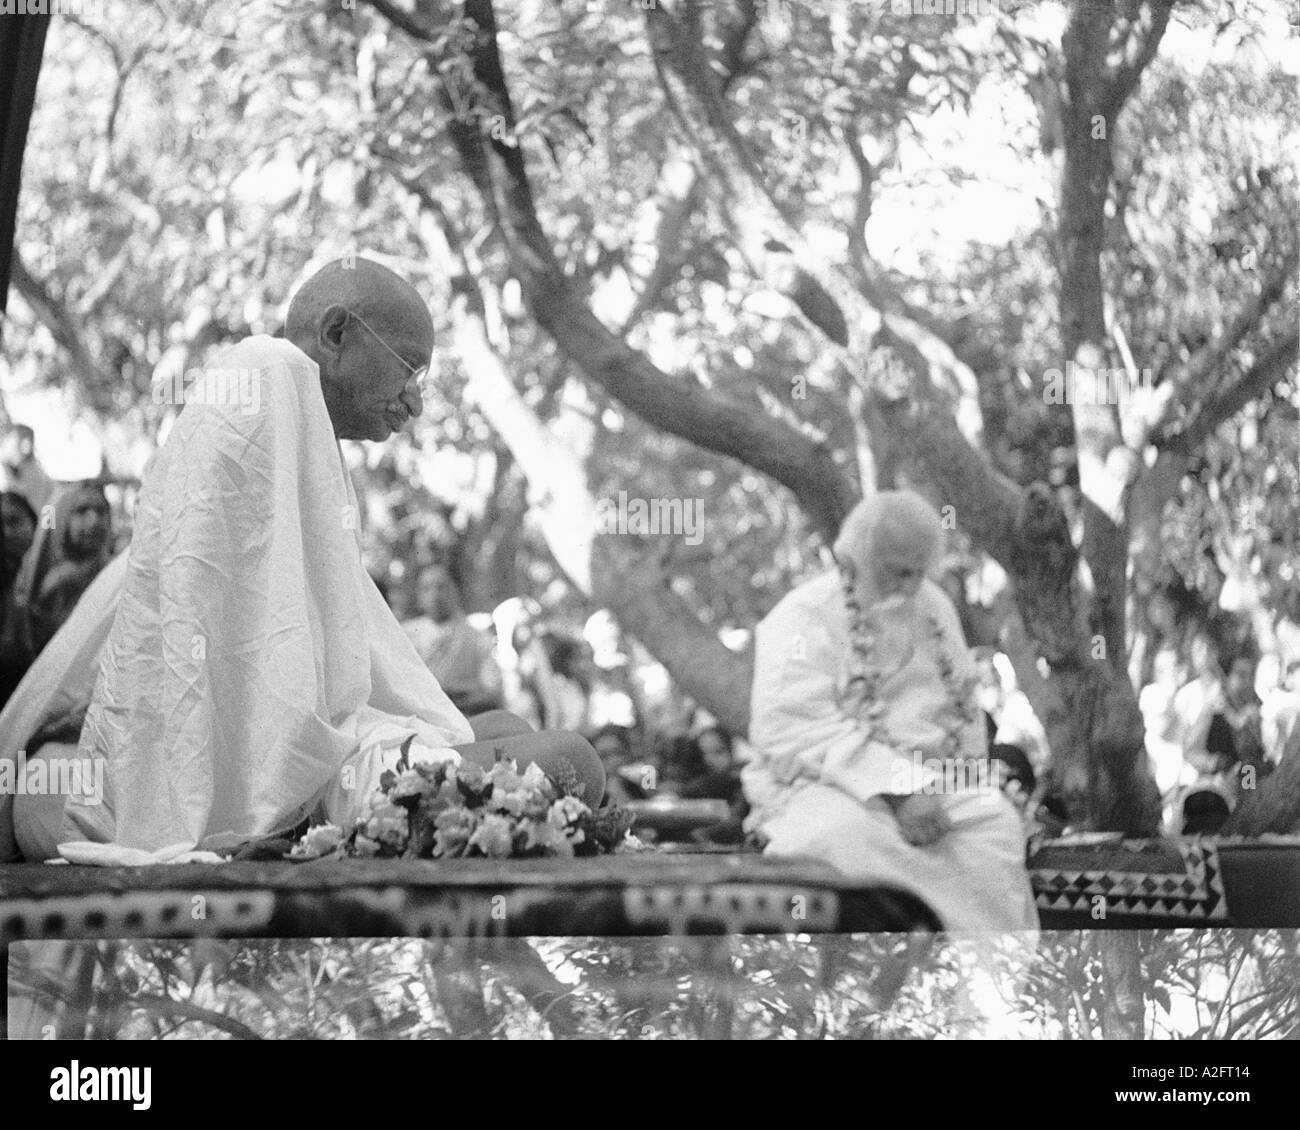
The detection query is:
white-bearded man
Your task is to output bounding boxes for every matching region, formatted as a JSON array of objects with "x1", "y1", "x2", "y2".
[
  {"x1": 743, "y1": 489, "x2": 1038, "y2": 936},
  {"x1": 0, "y1": 258, "x2": 601, "y2": 861}
]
